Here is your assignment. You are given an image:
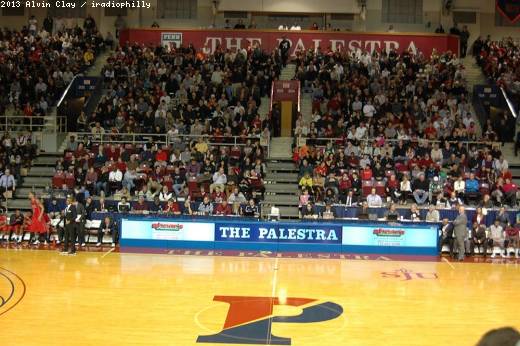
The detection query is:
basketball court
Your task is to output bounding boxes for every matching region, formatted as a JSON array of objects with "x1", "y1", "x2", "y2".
[{"x1": 1, "y1": 248, "x2": 519, "y2": 345}]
